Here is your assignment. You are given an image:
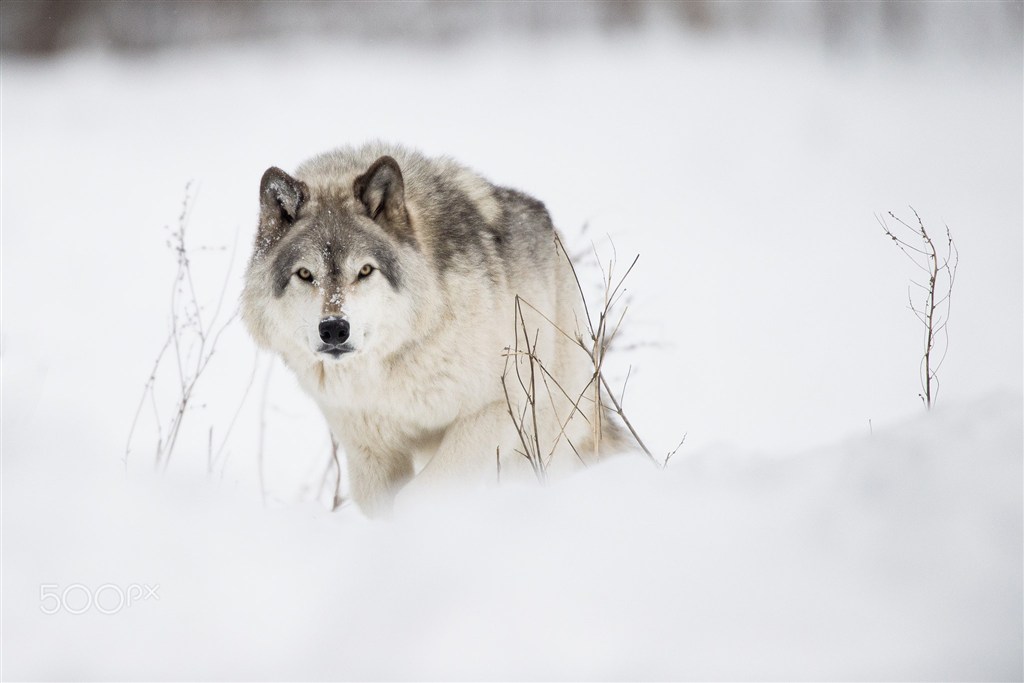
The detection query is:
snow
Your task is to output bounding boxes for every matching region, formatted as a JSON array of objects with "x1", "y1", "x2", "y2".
[
  {"x1": 3, "y1": 394, "x2": 1020, "y2": 679},
  {"x1": 2, "y1": 21, "x2": 1021, "y2": 680}
]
